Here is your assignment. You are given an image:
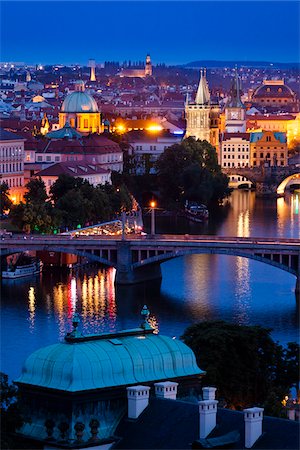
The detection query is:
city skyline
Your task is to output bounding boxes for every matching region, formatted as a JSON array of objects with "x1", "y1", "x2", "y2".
[{"x1": 1, "y1": 1, "x2": 300, "y2": 65}]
